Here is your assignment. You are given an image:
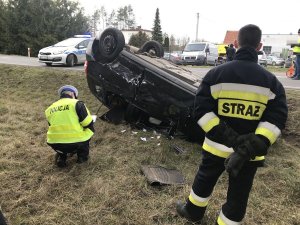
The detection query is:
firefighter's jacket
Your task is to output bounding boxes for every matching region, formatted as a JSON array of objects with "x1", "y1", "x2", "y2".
[
  {"x1": 194, "y1": 46, "x2": 288, "y2": 164},
  {"x1": 45, "y1": 97, "x2": 94, "y2": 144}
]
